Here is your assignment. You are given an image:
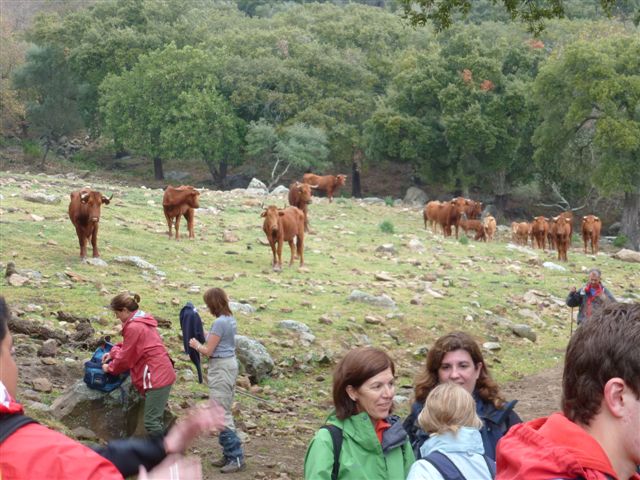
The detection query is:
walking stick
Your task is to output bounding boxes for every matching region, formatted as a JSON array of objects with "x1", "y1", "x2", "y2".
[{"x1": 570, "y1": 307, "x2": 574, "y2": 336}]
